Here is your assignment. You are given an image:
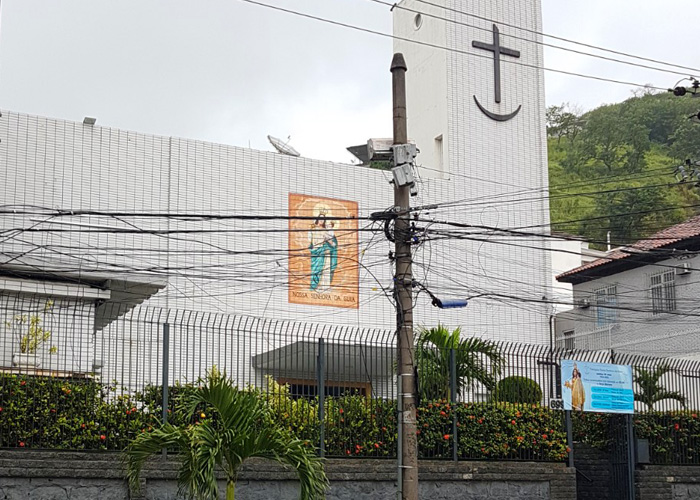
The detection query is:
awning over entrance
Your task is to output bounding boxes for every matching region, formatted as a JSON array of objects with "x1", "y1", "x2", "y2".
[
  {"x1": 252, "y1": 340, "x2": 396, "y2": 383},
  {"x1": 0, "y1": 254, "x2": 166, "y2": 330}
]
